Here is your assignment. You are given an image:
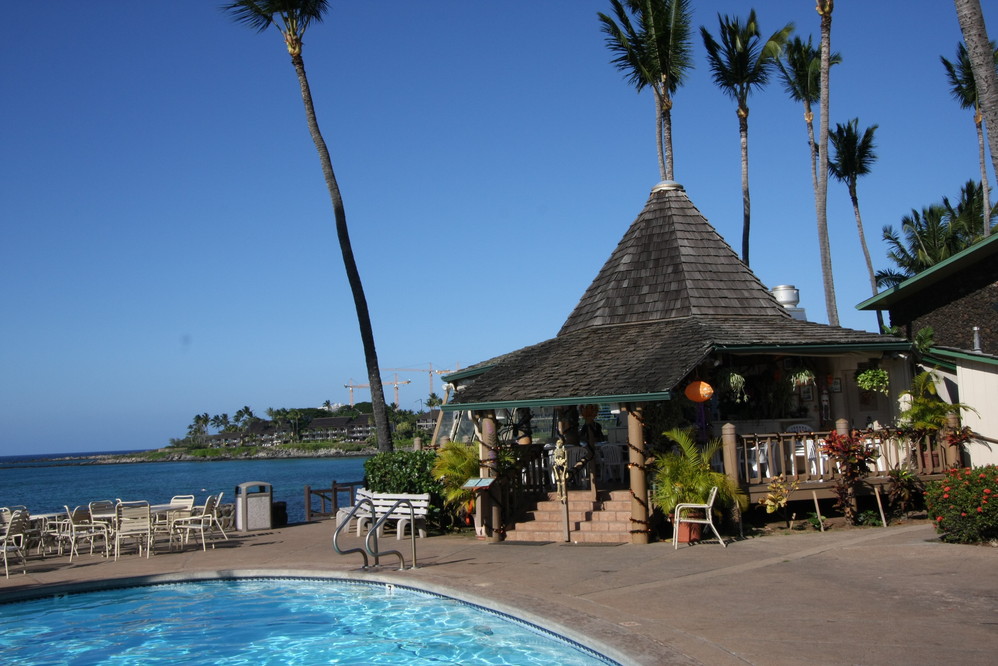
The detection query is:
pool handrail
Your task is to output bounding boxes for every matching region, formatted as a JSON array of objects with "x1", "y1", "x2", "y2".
[
  {"x1": 364, "y1": 498, "x2": 418, "y2": 571},
  {"x1": 331, "y1": 498, "x2": 373, "y2": 569}
]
